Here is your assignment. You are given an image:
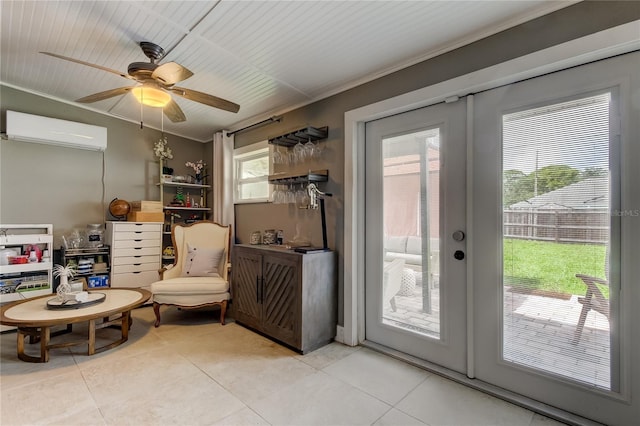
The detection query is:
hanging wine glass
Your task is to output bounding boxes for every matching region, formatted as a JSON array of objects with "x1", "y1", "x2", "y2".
[
  {"x1": 272, "y1": 144, "x2": 283, "y2": 165},
  {"x1": 293, "y1": 139, "x2": 306, "y2": 164},
  {"x1": 296, "y1": 183, "x2": 309, "y2": 209},
  {"x1": 312, "y1": 138, "x2": 323, "y2": 159},
  {"x1": 286, "y1": 182, "x2": 297, "y2": 204},
  {"x1": 304, "y1": 137, "x2": 315, "y2": 160}
]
